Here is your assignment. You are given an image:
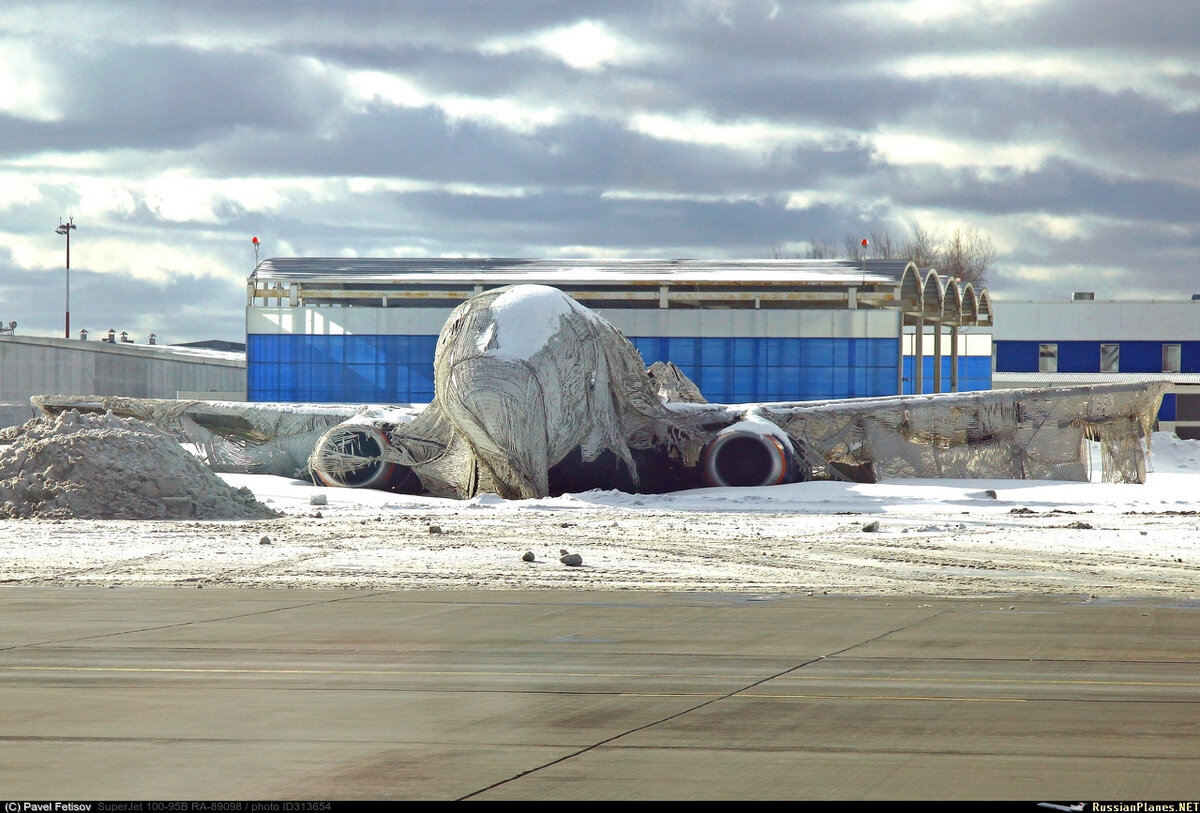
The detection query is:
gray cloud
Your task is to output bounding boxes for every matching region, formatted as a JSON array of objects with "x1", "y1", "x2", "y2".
[
  {"x1": 0, "y1": 44, "x2": 340, "y2": 155},
  {"x1": 182, "y1": 101, "x2": 875, "y2": 200},
  {"x1": 0, "y1": 259, "x2": 246, "y2": 344},
  {"x1": 888, "y1": 158, "x2": 1200, "y2": 224},
  {"x1": 1, "y1": 0, "x2": 1197, "y2": 341}
]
